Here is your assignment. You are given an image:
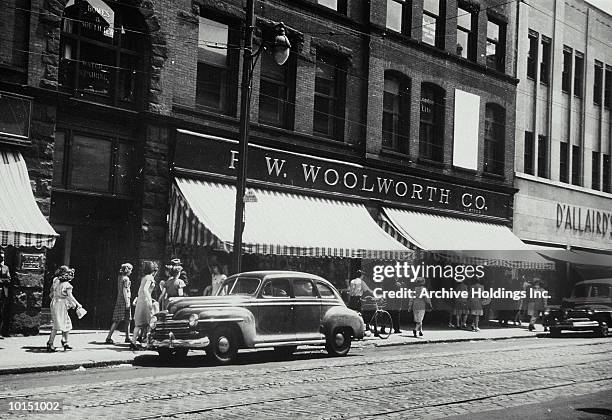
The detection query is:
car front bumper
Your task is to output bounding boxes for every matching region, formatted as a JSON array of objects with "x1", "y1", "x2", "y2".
[{"x1": 147, "y1": 332, "x2": 210, "y2": 349}]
